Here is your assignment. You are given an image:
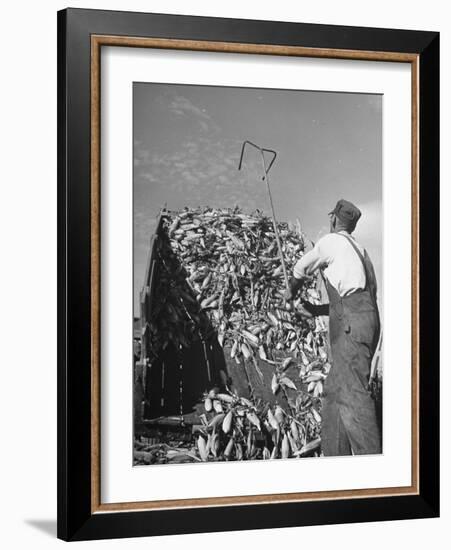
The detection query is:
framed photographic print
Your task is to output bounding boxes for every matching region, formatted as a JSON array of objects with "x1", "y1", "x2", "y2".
[{"x1": 57, "y1": 8, "x2": 439, "y2": 541}]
